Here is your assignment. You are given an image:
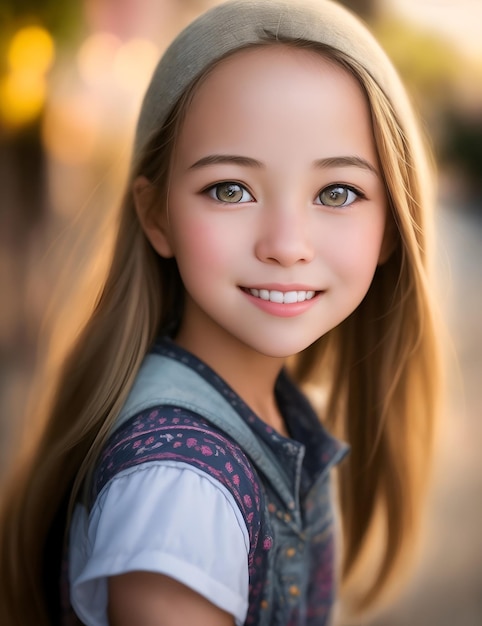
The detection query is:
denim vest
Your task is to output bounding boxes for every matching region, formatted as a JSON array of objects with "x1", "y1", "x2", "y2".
[{"x1": 85, "y1": 342, "x2": 348, "y2": 626}]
